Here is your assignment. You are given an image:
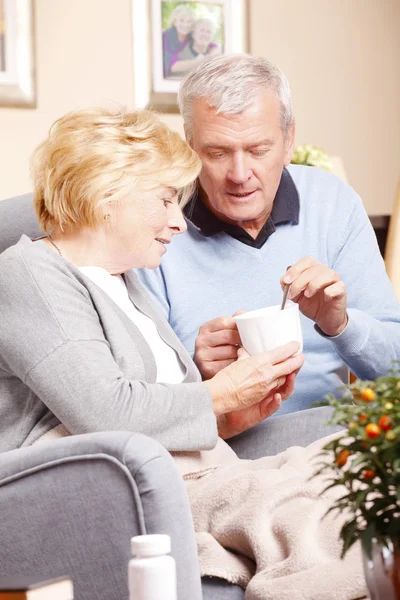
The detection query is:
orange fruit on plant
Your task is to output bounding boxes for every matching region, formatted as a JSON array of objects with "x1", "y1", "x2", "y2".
[
  {"x1": 359, "y1": 414, "x2": 368, "y2": 423},
  {"x1": 365, "y1": 423, "x2": 381, "y2": 438},
  {"x1": 362, "y1": 469, "x2": 375, "y2": 480},
  {"x1": 361, "y1": 388, "x2": 376, "y2": 402},
  {"x1": 336, "y1": 449, "x2": 350, "y2": 467},
  {"x1": 378, "y1": 415, "x2": 392, "y2": 432}
]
